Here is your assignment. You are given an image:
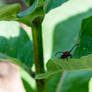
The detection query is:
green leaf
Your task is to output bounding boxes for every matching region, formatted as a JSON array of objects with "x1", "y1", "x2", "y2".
[
  {"x1": 60, "y1": 71, "x2": 92, "y2": 92},
  {"x1": 73, "y1": 15, "x2": 92, "y2": 58},
  {"x1": 38, "y1": 0, "x2": 92, "y2": 92},
  {"x1": 37, "y1": 13, "x2": 92, "y2": 78},
  {"x1": 0, "y1": 21, "x2": 33, "y2": 67},
  {"x1": 47, "y1": 71, "x2": 92, "y2": 92},
  {"x1": 47, "y1": 54, "x2": 92, "y2": 72},
  {"x1": 47, "y1": 72, "x2": 62, "y2": 92},
  {"x1": 36, "y1": 54, "x2": 92, "y2": 79},
  {"x1": 41, "y1": 0, "x2": 92, "y2": 77},
  {"x1": 0, "y1": 4, "x2": 21, "y2": 21},
  {"x1": 42, "y1": 0, "x2": 92, "y2": 63}
]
